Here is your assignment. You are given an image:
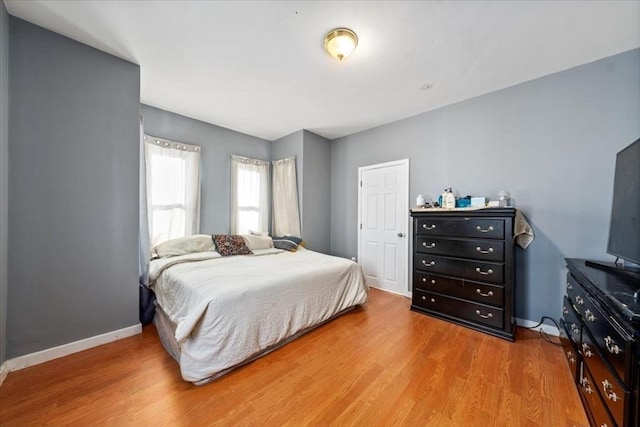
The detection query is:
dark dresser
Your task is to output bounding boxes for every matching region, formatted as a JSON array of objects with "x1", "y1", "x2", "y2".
[
  {"x1": 561, "y1": 258, "x2": 640, "y2": 427},
  {"x1": 409, "y1": 208, "x2": 516, "y2": 341}
]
